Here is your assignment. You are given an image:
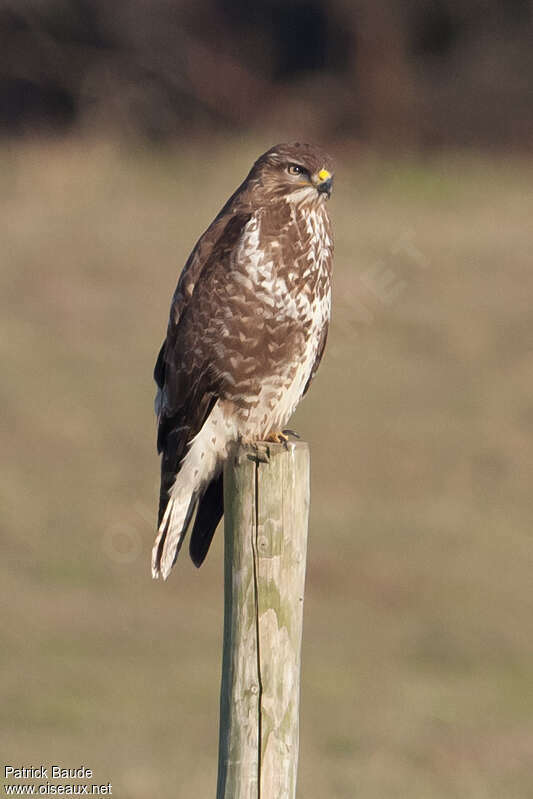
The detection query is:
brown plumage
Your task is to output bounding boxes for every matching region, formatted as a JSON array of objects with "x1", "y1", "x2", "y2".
[{"x1": 152, "y1": 142, "x2": 334, "y2": 579}]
